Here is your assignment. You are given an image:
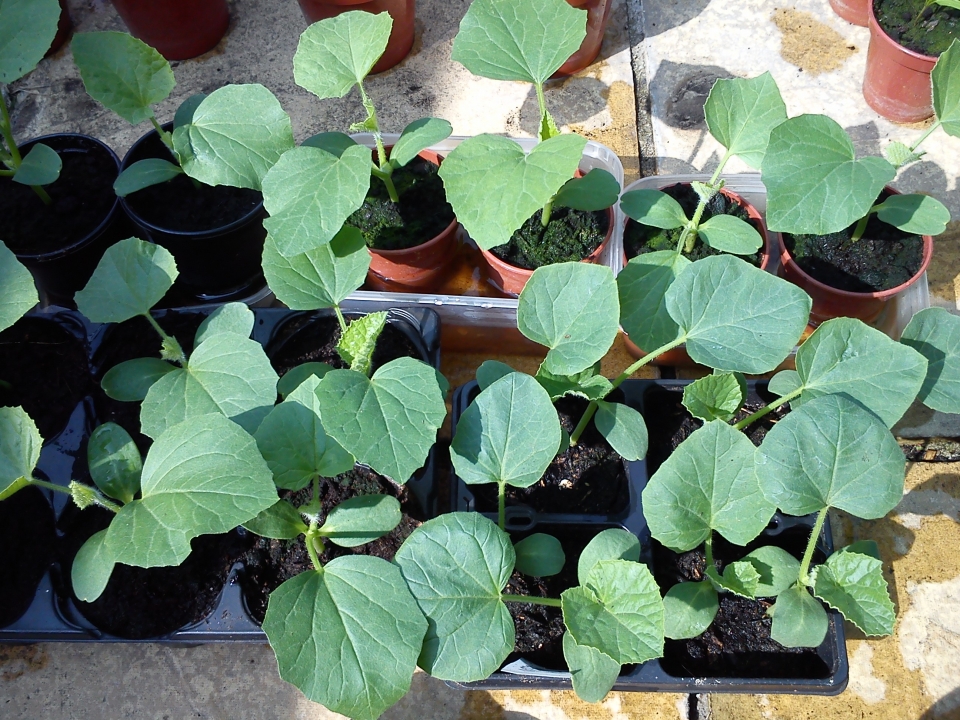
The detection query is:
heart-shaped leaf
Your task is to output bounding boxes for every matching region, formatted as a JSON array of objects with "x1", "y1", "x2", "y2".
[
  {"x1": 302, "y1": 131, "x2": 360, "y2": 157},
  {"x1": 620, "y1": 189, "x2": 688, "y2": 229},
  {"x1": 682, "y1": 373, "x2": 745, "y2": 422},
  {"x1": 553, "y1": 169, "x2": 621, "y2": 212},
  {"x1": 577, "y1": 528, "x2": 641, "y2": 585},
  {"x1": 114, "y1": 159, "x2": 183, "y2": 197},
  {"x1": 476, "y1": 360, "x2": 517, "y2": 390},
  {"x1": 243, "y1": 499, "x2": 308, "y2": 540},
  {"x1": 174, "y1": 93, "x2": 206, "y2": 129},
  {"x1": 338, "y1": 311, "x2": 386, "y2": 376},
  {"x1": 704, "y1": 72, "x2": 787, "y2": 169},
  {"x1": 770, "y1": 585, "x2": 829, "y2": 648},
  {"x1": 514, "y1": 533, "x2": 565, "y2": 577},
  {"x1": 71, "y1": 529, "x2": 116, "y2": 603},
  {"x1": 390, "y1": 117, "x2": 453, "y2": 168},
  {"x1": 87, "y1": 422, "x2": 141, "y2": 504},
  {"x1": 698, "y1": 215, "x2": 763, "y2": 255},
  {"x1": 594, "y1": 400, "x2": 647, "y2": 461},
  {"x1": 277, "y1": 362, "x2": 333, "y2": 399},
  {"x1": 0, "y1": 406, "x2": 41, "y2": 495},
  {"x1": 933, "y1": 39, "x2": 960, "y2": 137},
  {"x1": 563, "y1": 633, "x2": 620, "y2": 703},
  {"x1": 663, "y1": 581, "x2": 719, "y2": 639},
  {"x1": 875, "y1": 193, "x2": 951, "y2": 235},
  {"x1": 101, "y1": 358, "x2": 177, "y2": 402},
  {"x1": 319, "y1": 494, "x2": 401, "y2": 548},
  {"x1": 706, "y1": 560, "x2": 760, "y2": 598},
  {"x1": 741, "y1": 546, "x2": 800, "y2": 597},
  {"x1": 883, "y1": 140, "x2": 924, "y2": 168},
  {"x1": 535, "y1": 365, "x2": 613, "y2": 401},
  {"x1": 12, "y1": 143, "x2": 61, "y2": 186},
  {"x1": 812, "y1": 548, "x2": 895, "y2": 636},
  {"x1": 192, "y1": 303, "x2": 253, "y2": 345},
  {"x1": 617, "y1": 250, "x2": 690, "y2": 352},
  {"x1": 0, "y1": 241, "x2": 38, "y2": 332},
  {"x1": 901, "y1": 307, "x2": 960, "y2": 413},
  {"x1": 0, "y1": 0, "x2": 60, "y2": 84}
]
